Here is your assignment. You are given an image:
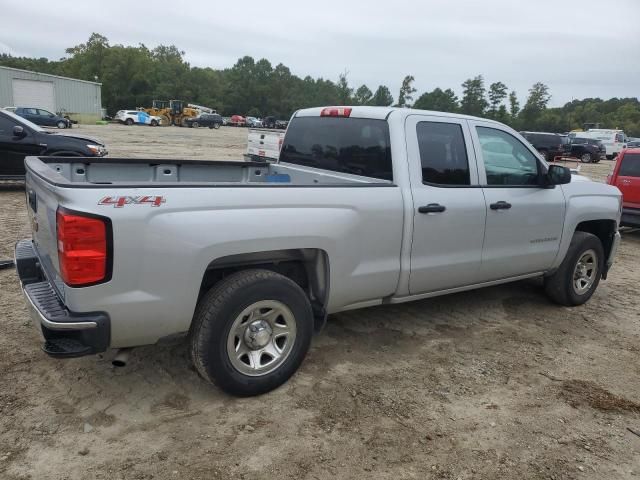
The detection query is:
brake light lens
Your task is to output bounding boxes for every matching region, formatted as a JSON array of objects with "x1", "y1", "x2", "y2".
[
  {"x1": 57, "y1": 210, "x2": 109, "y2": 286},
  {"x1": 320, "y1": 107, "x2": 352, "y2": 117}
]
